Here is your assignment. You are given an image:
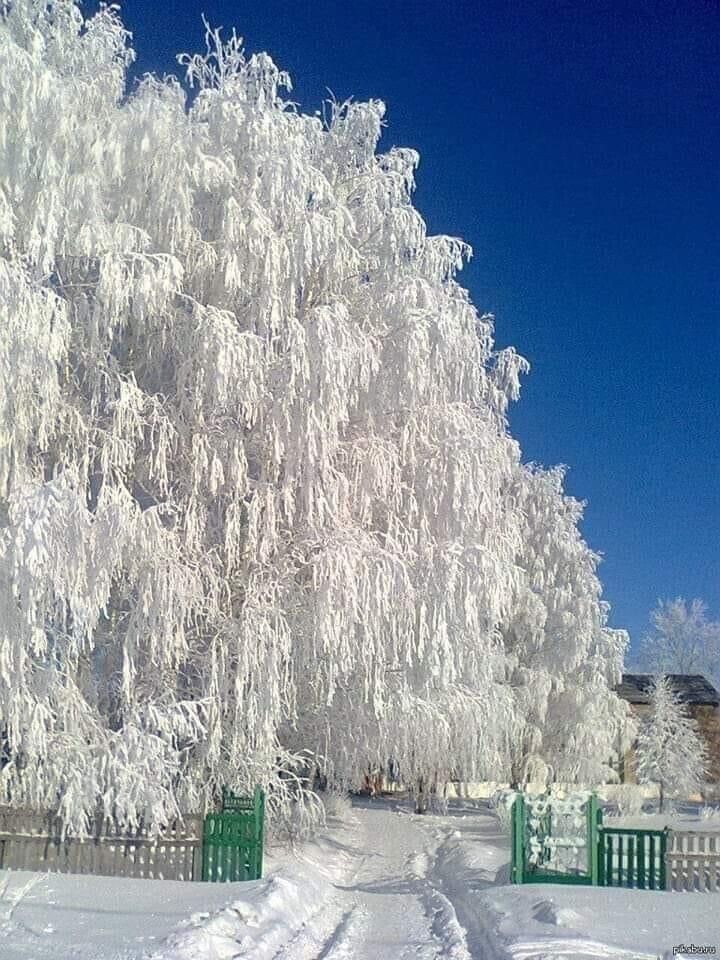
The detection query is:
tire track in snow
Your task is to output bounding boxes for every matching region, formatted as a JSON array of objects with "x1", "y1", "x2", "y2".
[
  {"x1": 271, "y1": 903, "x2": 367, "y2": 960},
  {"x1": 260, "y1": 804, "x2": 474, "y2": 960},
  {"x1": 406, "y1": 847, "x2": 473, "y2": 960},
  {"x1": 0, "y1": 874, "x2": 42, "y2": 924},
  {"x1": 270, "y1": 841, "x2": 370, "y2": 960},
  {"x1": 315, "y1": 906, "x2": 368, "y2": 959},
  {"x1": 423, "y1": 885, "x2": 473, "y2": 960},
  {"x1": 416, "y1": 821, "x2": 508, "y2": 960},
  {"x1": 508, "y1": 939, "x2": 657, "y2": 960}
]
